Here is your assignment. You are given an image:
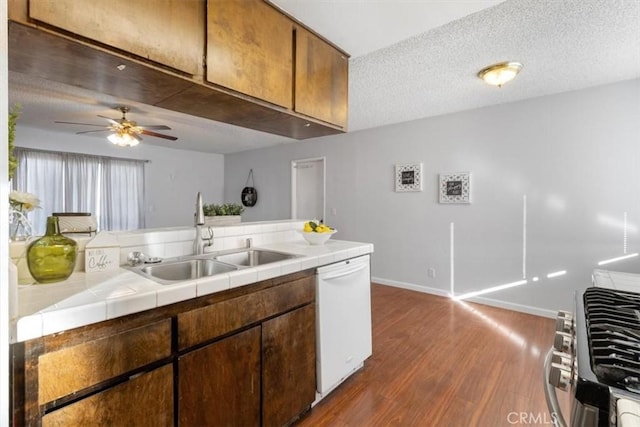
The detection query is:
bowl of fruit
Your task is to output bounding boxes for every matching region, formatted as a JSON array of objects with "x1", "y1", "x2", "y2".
[{"x1": 300, "y1": 220, "x2": 337, "y2": 245}]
